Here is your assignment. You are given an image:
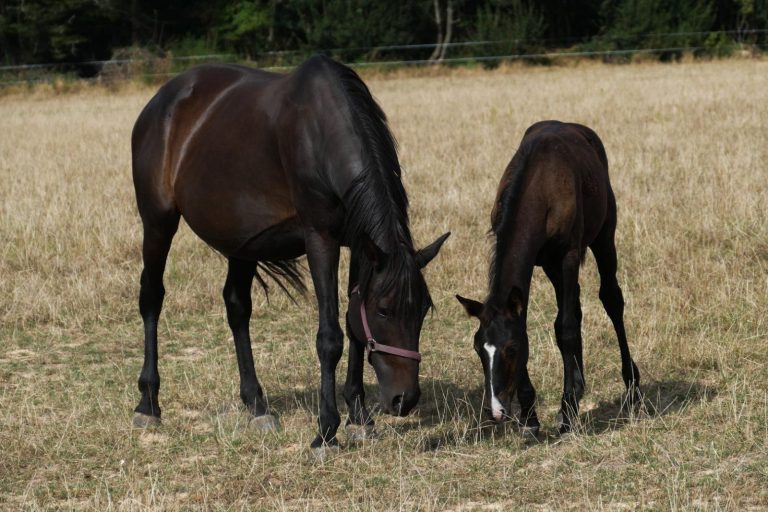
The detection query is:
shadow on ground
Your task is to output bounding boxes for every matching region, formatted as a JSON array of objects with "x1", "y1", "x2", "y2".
[
  {"x1": 206, "y1": 376, "x2": 715, "y2": 451},
  {"x1": 411, "y1": 377, "x2": 717, "y2": 451}
]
